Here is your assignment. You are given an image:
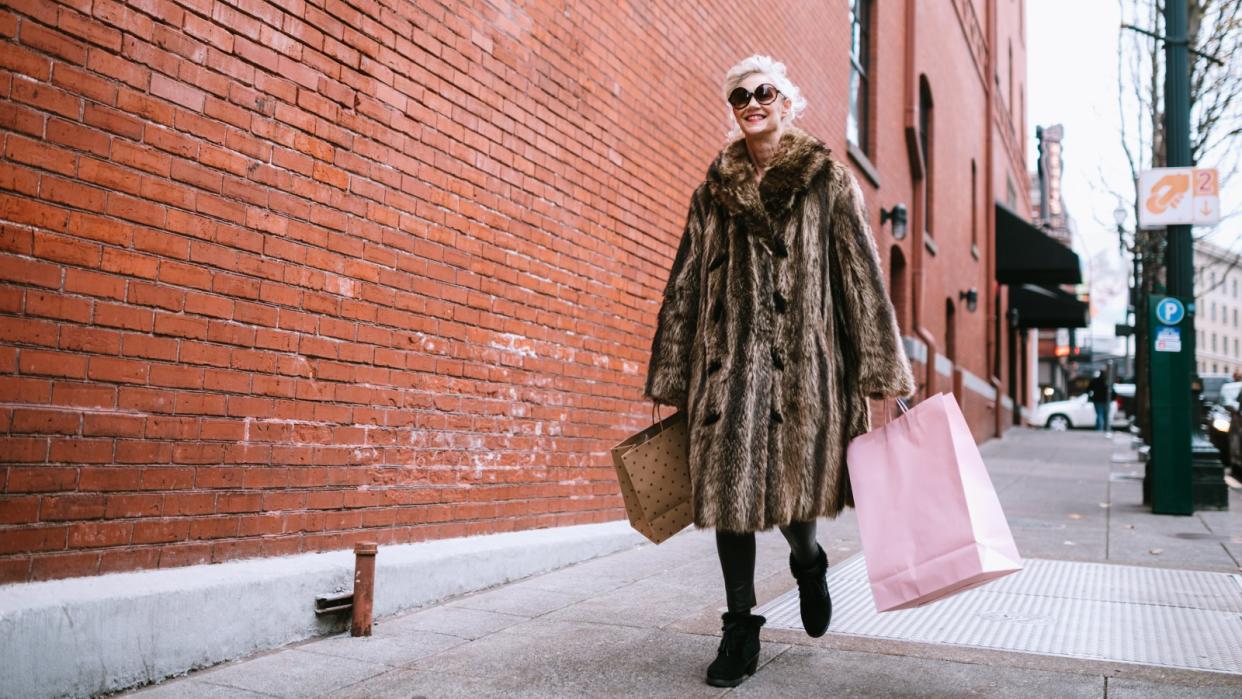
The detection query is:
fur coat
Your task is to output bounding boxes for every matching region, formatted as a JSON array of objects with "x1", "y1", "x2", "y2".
[{"x1": 643, "y1": 127, "x2": 915, "y2": 533}]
